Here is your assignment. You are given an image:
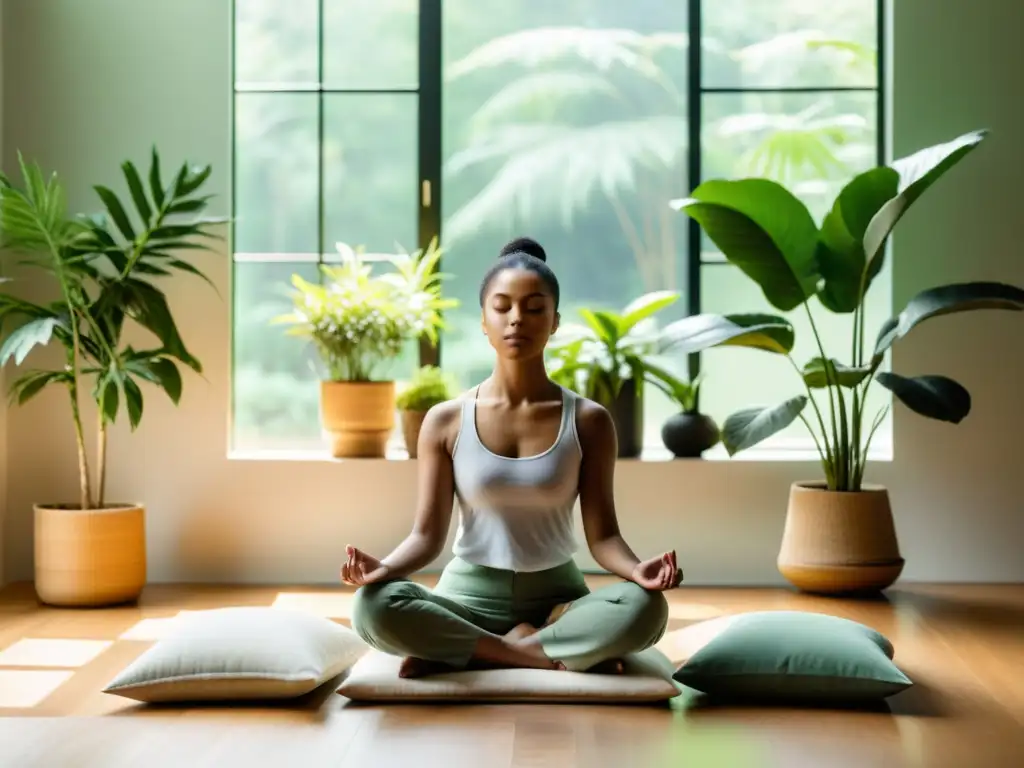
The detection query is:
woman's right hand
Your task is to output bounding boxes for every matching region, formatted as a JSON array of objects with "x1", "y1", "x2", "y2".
[{"x1": 340, "y1": 545, "x2": 391, "y2": 586}]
